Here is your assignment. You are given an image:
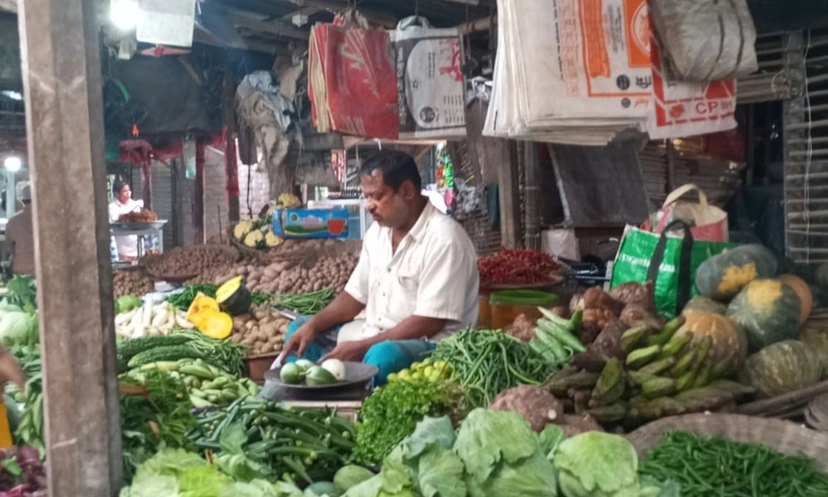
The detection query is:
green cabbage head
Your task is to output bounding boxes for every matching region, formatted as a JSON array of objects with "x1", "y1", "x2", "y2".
[{"x1": 554, "y1": 432, "x2": 640, "y2": 497}]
